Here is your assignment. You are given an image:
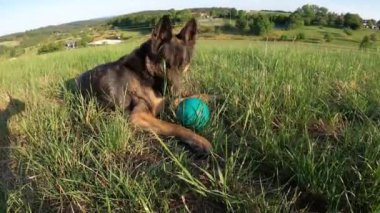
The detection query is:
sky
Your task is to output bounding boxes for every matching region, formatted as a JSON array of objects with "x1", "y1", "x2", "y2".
[{"x1": 0, "y1": 0, "x2": 379, "y2": 36}]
